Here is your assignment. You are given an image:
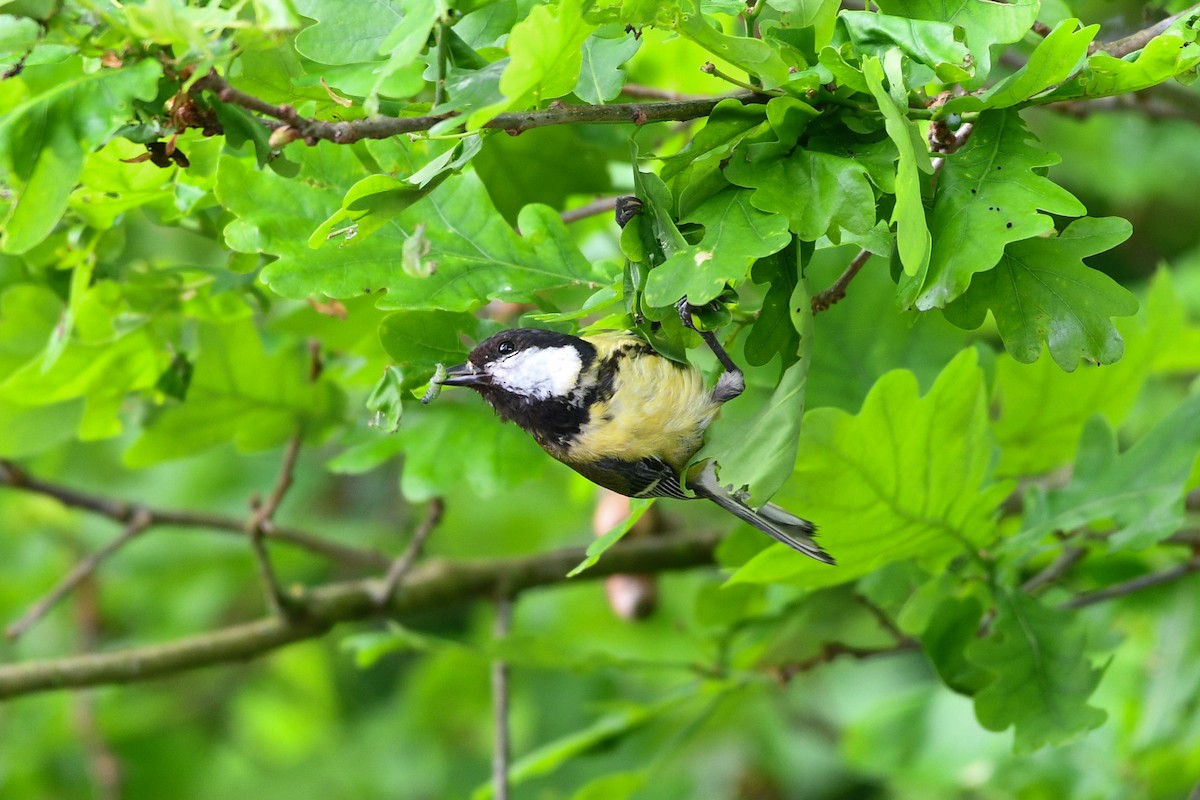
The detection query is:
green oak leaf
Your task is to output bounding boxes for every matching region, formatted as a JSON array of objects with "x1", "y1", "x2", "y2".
[
  {"x1": 125, "y1": 319, "x2": 346, "y2": 466},
  {"x1": 467, "y1": 0, "x2": 596, "y2": 128},
  {"x1": 574, "y1": 26, "x2": 641, "y2": 104},
  {"x1": 658, "y1": 99, "x2": 770, "y2": 182},
  {"x1": 379, "y1": 309, "x2": 491, "y2": 389},
  {"x1": 643, "y1": 188, "x2": 792, "y2": 308},
  {"x1": 0, "y1": 302, "x2": 165, "y2": 441},
  {"x1": 1015, "y1": 393, "x2": 1200, "y2": 553},
  {"x1": 863, "y1": 53, "x2": 931, "y2": 279},
  {"x1": 582, "y1": 0, "x2": 682, "y2": 28},
  {"x1": 987, "y1": 269, "x2": 1184, "y2": 477},
  {"x1": 366, "y1": 0, "x2": 439, "y2": 111},
  {"x1": 837, "y1": 11, "x2": 973, "y2": 83},
  {"x1": 393, "y1": 401, "x2": 546, "y2": 502},
  {"x1": 695, "y1": 262, "x2": 812, "y2": 503},
  {"x1": 743, "y1": 255, "x2": 799, "y2": 368},
  {"x1": 904, "y1": 109, "x2": 1086, "y2": 310},
  {"x1": 725, "y1": 138, "x2": 875, "y2": 242},
  {"x1": 675, "y1": 1, "x2": 790, "y2": 90},
  {"x1": 920, "y1": 596, "x2": 990, "y2": 694},
  {"x1": 946, "y1": 19, "x2": 1097, "y2": 113},
  {"x1": 966, "y1": 590, "x2": 1107, "y2": 753},
  {"x1": 1042, "y1": 27, "x2": 1200, "y2": 103},
  {"x1": 0, "y1": 14, "x2": 39, "y2": 62},
  {"x1": 876, "y1": 0, "x2": 1039, "y2": 85},
  {"x1": 943, "y1": 217, "x2": 1137, "y2": 370},
  {"x1": 293, "y1": 0, "x2": 405, "y2": 64},
  {"x1": 729, "y1": 349, "x2": 1010, "y2": 588},
  {"x1": 216, "y1": 145, "x2": 595, "y2": 312},
  {"x1": 0, "y1": 57, "x2": 162, "y2": 254}
]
